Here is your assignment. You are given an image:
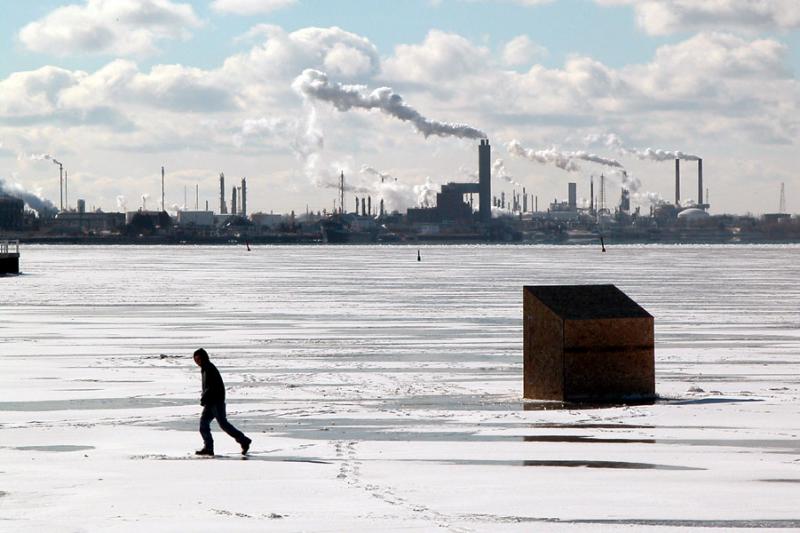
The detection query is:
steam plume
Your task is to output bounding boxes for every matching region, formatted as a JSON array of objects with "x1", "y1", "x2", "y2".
[
  {"x1": 358, "y1": 165, "x2": 423, "y2": 213},
  {"x1": 628, "y1": 147, "x2": 700, "y2": 162},
  {"x1": 507, "y1": 140, "x2": 580, "y2": 172},
  {"x1": 360, "y1": 165, "x2": 393, "y2": 183},
  {"x1": 25, "y1": 153, "x2": 53, "y2": 161},
  {"x1": 0, "y1": 176, "x2": 57, "y2": 217},
  {"x1": 293, "y1": 69, "x2": 487, "y2": 140},
  {"x1": 584, "y1": 132, "x2": 700, "y2": 161},
  {"x1": 413, "y1": 178, "x2": 440, "y2": 208},
  {"x1": 492, "y1": 159, "x2": 521, "y2": 187},
  {"x1": 507, "y1": 140, "x2": 623, "y2": 172},
  {"x1": 116, "y1": 195, "x2": 127, "y2": 212}
]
